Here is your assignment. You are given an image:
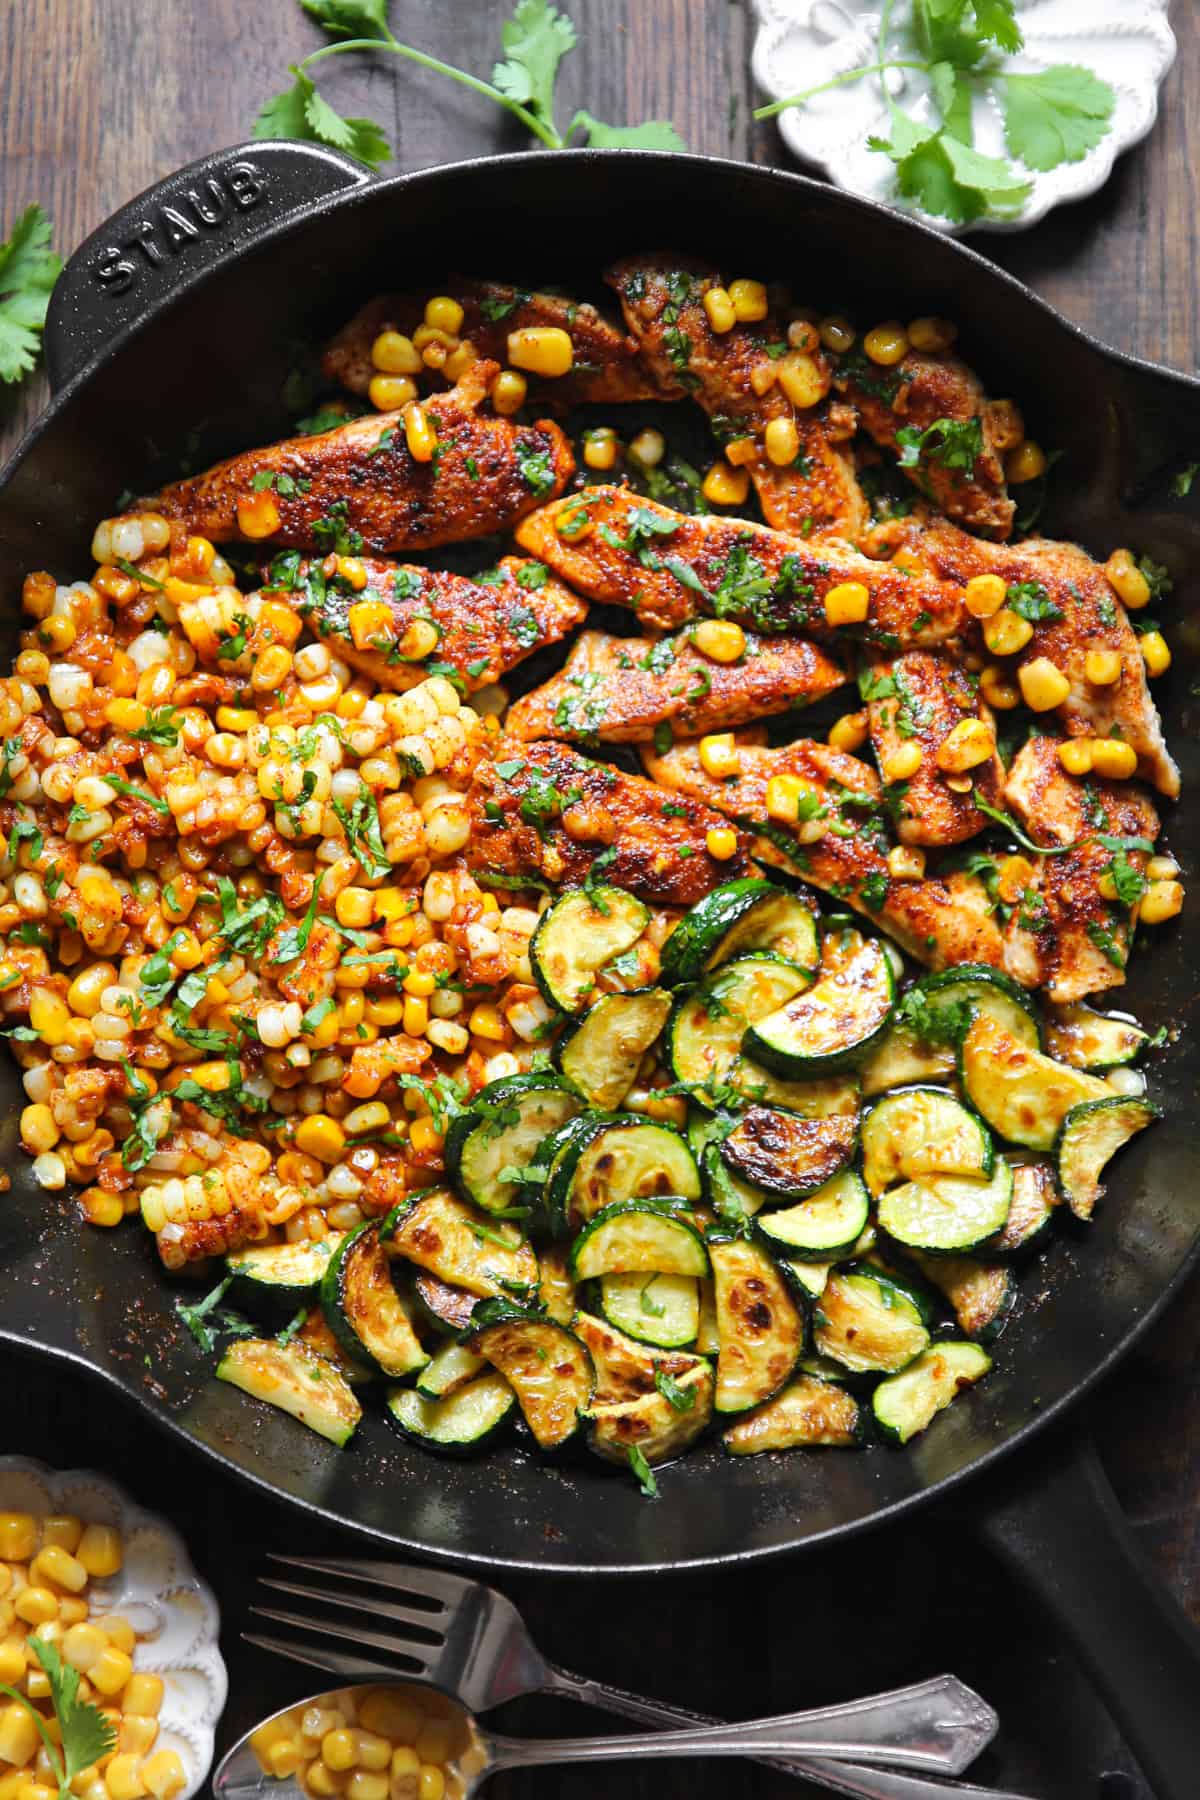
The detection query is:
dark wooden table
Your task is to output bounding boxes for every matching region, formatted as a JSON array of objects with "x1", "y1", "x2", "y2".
[{"x1": 2, "y1": 4, "x2": 1198, "y2": 1796}]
